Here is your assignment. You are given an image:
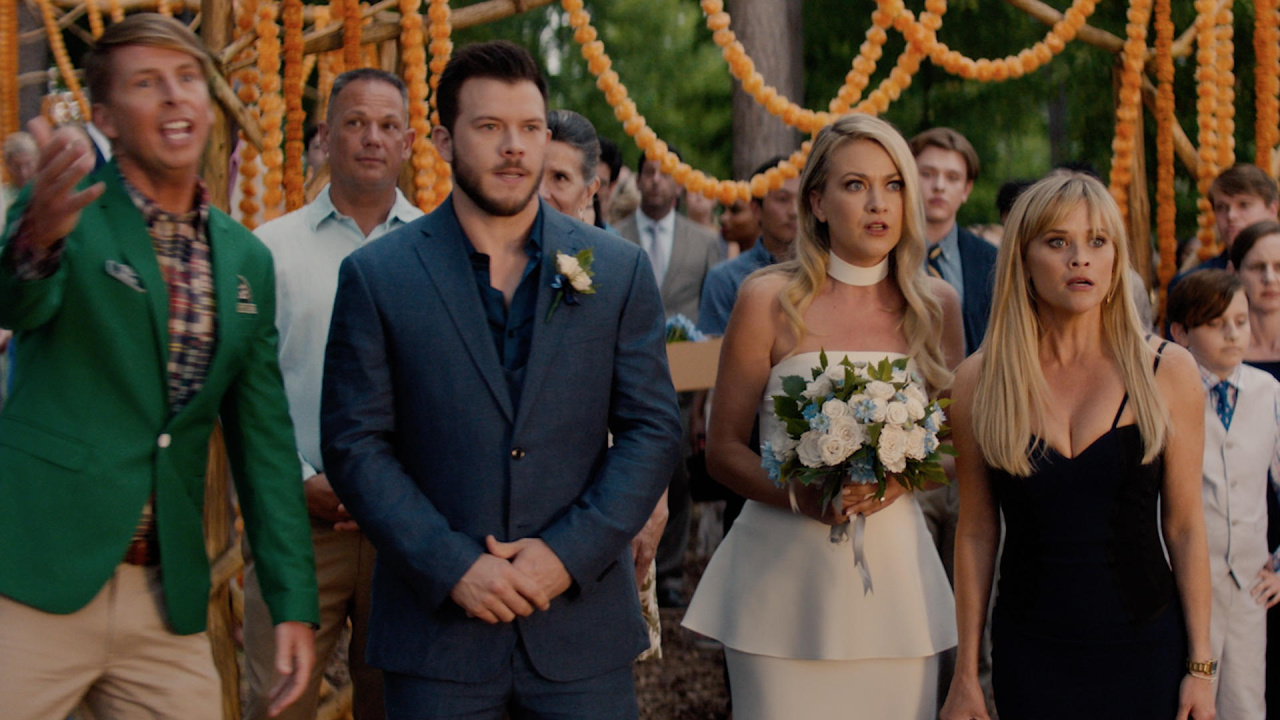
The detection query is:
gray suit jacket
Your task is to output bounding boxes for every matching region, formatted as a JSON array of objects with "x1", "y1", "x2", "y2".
[
  {"x1": 322, "y1": 197, "x2": 682, "y2": 683},
  {"x1": 615, "y1": 211, "x2": 721, "y2": 320}
]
